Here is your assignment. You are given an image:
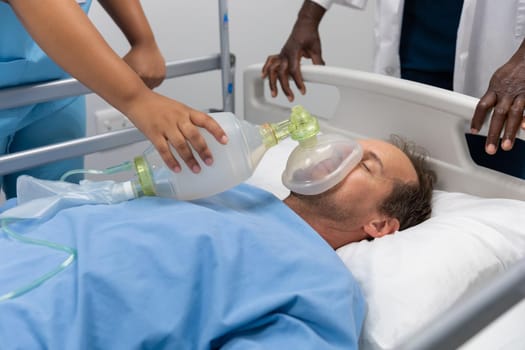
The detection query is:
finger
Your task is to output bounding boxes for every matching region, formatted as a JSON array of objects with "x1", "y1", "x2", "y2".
[
  {"x1": 262, "y1": 55, "x2": 278, "y2": 78},
  {"x1": 267, "y1": 60, "x2": 281, "y2": 98},
  {"x1": 288, "y1": 57, "x2": 306, "y2": 95},
  {"x1": 502, "y1": 96, "x2": 525, "y2": 150},
  {"x1": 167, "y1": 129, "x2": 201, "y2": 173},
  {"x1": 190, "y1": 111, "x2": 228, "y2": 145},
  {"x1": 188, "y1": 111, "x2": 228, "y2": 167},
  {"x1": 310, "y1": 52, "x2": 325, "y2": 66},
  {"x1": 485, "y1": 97, "x2": 513, "y2": 154},
  {"x1": 179, "y1": 121, "x2": 212, "y2": 170},
  {"x1": 153, "y1": 137, "x2": 181, "y2": 173},
  {"x1": 277, "y1": 61, "x2": 294, "y2": 102},
  {"x1": 471, "y1": 91, "x2": 497, "y2": 133}
]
